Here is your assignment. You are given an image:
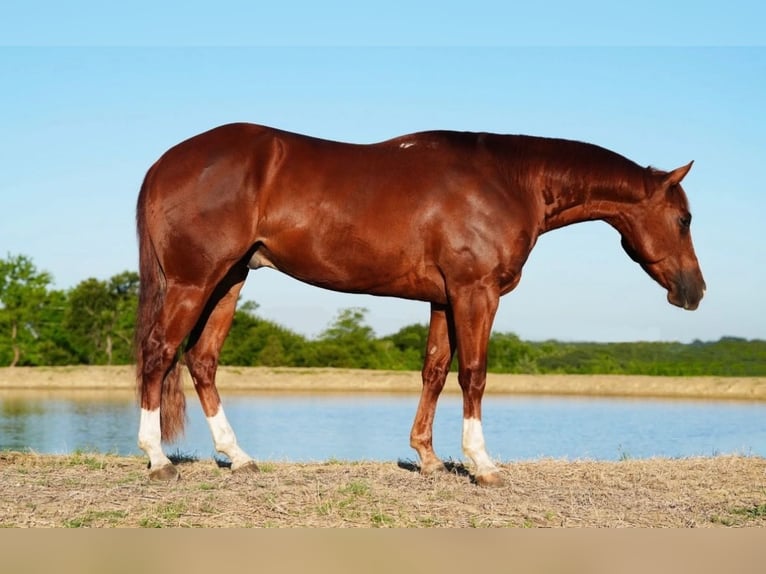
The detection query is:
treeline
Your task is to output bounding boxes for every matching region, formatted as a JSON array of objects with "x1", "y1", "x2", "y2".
[
  {"x1": 2, "y1": 254, "x2": 765, "y2": 375},
  {"x1": 0, "y1": 255, "x2": 137, "y2": 367}
]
